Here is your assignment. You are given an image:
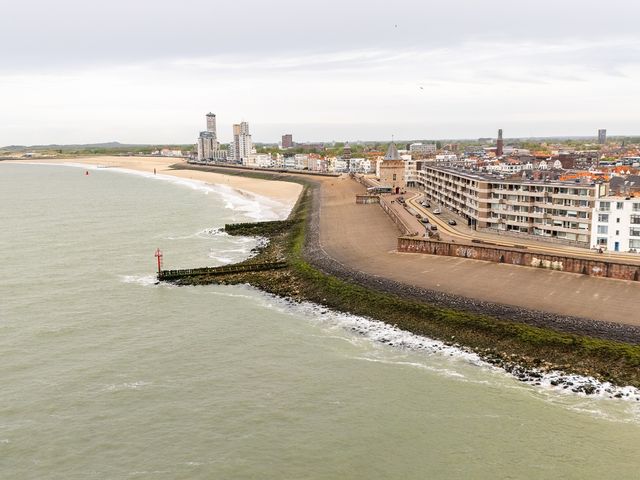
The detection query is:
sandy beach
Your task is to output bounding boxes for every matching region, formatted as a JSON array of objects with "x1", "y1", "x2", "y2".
[
  {"x1": 4, "y1": 156, "x2": 303, "y2": 208},
  {"x1": 7, "y1": 156, "x2": 640, "y2": 327}
]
